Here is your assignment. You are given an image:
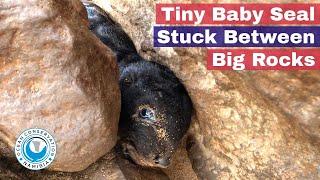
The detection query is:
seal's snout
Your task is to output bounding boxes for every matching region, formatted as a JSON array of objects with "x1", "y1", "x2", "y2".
[{"x1": 121, "y1": 140, "x2": 172, "y2": 168}]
